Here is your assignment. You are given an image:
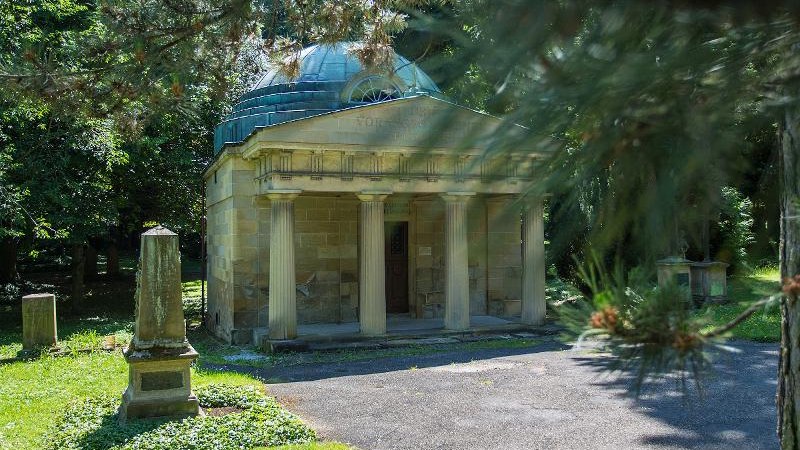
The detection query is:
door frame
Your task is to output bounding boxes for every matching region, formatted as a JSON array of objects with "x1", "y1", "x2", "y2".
[
  {"x1": 384, "y1": 196, "x2": 415, "y2": 317},
  {"x1": 384, "y1": 220, "x2": 410, "y2": 314}
]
